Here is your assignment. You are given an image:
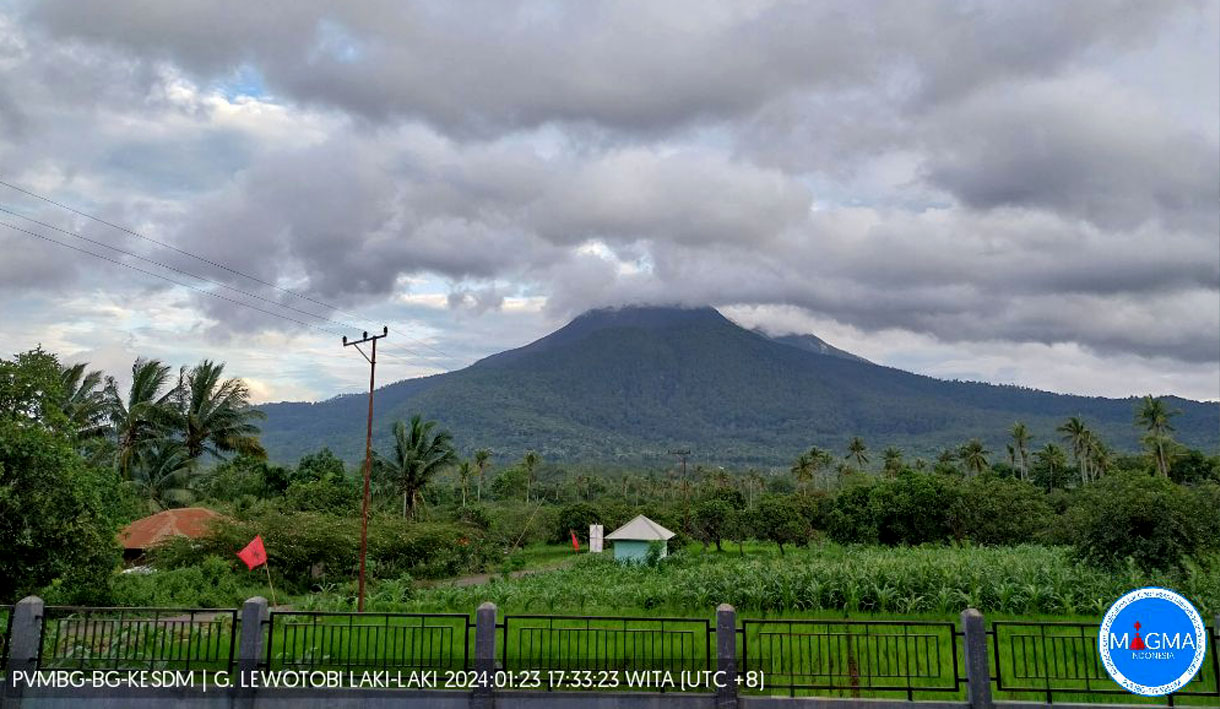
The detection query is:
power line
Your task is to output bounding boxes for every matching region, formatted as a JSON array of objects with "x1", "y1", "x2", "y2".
[
  {"x1": 0, "y1": 179, "x2": 462, "y2": 366},
  {"x1": 1, "y1": 219, "x2": 350, "y2": 338},
  {"x1": 0, "y1": 206, "x2": 447, "y2": 366}
]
